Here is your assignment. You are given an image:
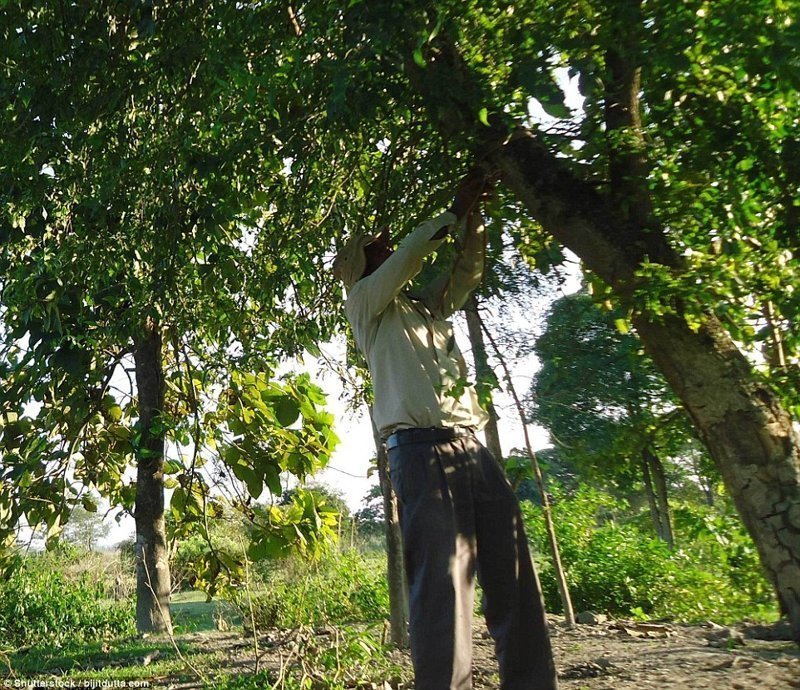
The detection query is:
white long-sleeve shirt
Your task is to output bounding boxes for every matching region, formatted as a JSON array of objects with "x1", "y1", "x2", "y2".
[{"x1": 345, "y1": 211, "x2": 490, "y2": 438}]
